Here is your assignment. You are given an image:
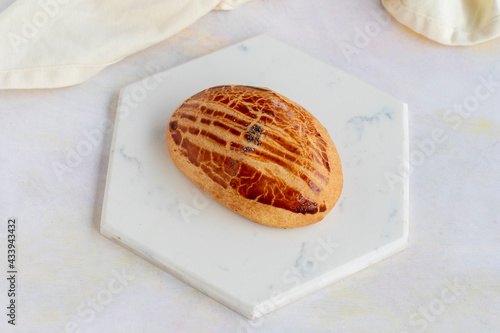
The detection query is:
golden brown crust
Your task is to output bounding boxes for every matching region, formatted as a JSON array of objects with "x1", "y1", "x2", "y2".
[{"x1": 166, "y1": 85, "x2": 343, "y2": 228}]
